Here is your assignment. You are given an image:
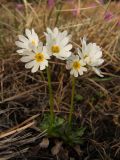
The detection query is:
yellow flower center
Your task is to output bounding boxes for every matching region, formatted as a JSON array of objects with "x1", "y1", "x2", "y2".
[
  {"x1": 51, "y1": 45, "x2": 60, "y2": 54},
  {"x1": 35, "y1": 53, "x2": 44, "y2": 62},
  {"x1": 32, "y1": 40, "x2": 36, "y2": 45},
  {"x1": 73, "y1": 61, "x2": 81, "y2": 70}
]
